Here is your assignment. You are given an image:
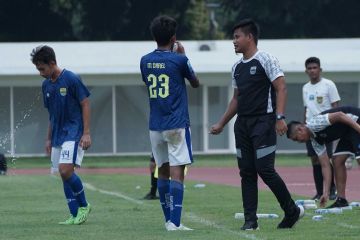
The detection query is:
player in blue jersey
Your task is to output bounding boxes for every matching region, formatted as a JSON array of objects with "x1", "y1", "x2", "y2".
[
  {"x1": 31, "y1": 45, "x2": 91, "y2": 225},
  {"x1": 140, "y1": 15, "x2": 200, "y2": 231}
]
